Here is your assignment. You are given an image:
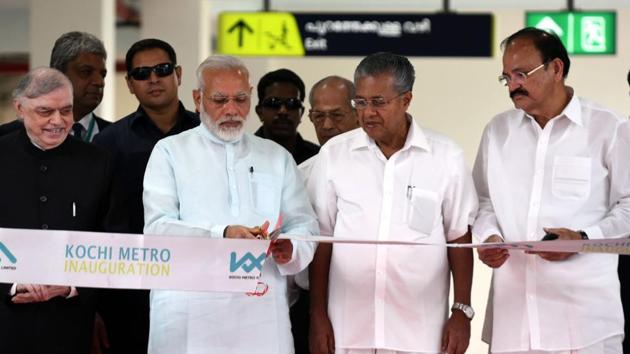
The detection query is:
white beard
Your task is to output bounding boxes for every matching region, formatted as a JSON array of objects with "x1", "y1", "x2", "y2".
[{"x1": 200, "y1": 104, "x2": 246, "y2": 142}]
